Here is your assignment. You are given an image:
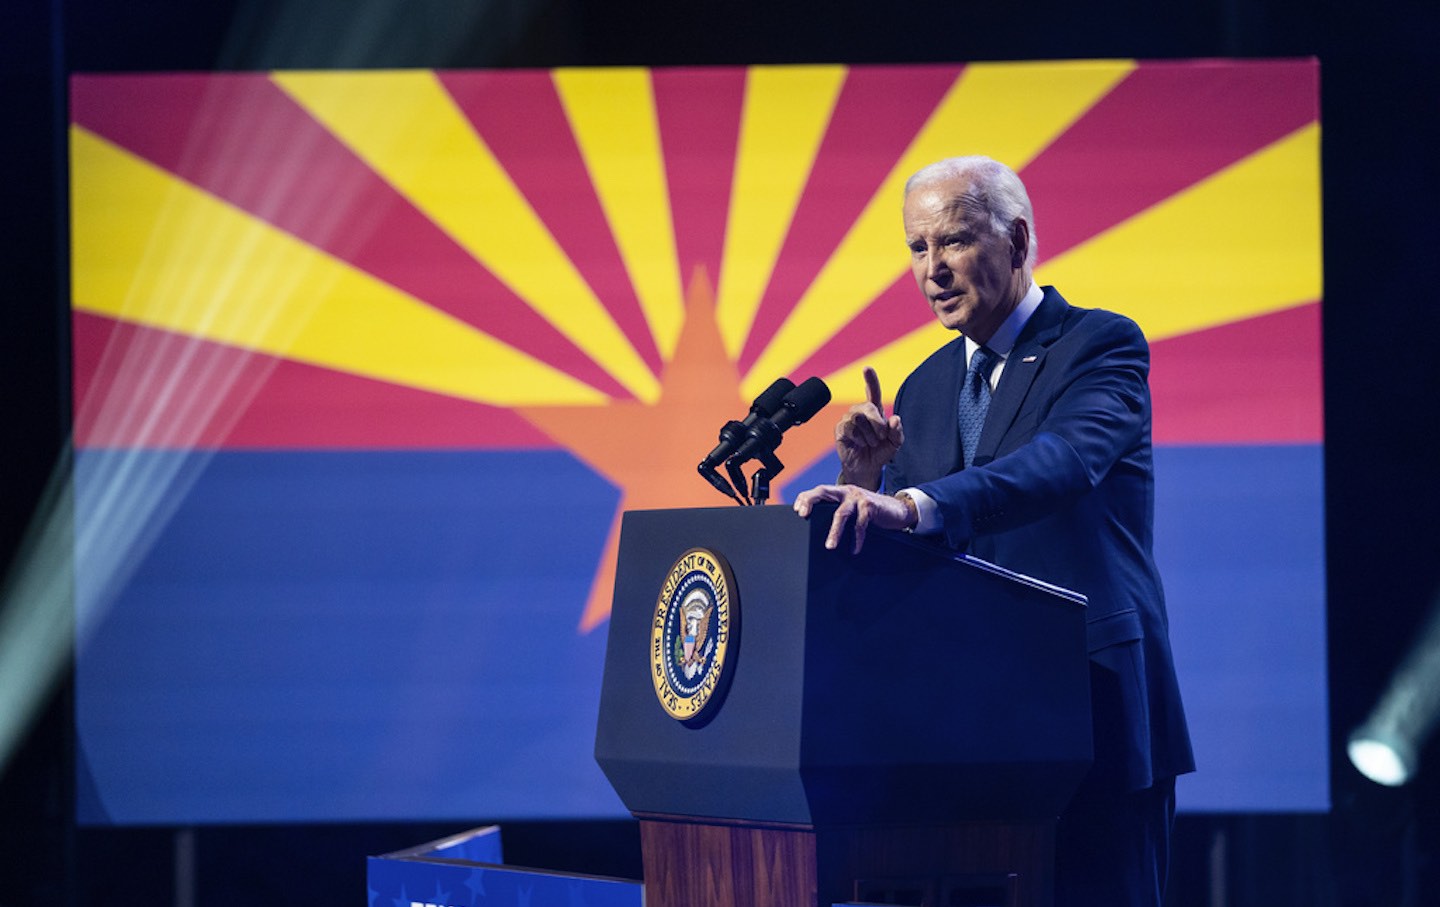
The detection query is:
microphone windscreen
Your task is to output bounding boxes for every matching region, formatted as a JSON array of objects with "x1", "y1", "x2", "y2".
[
  {"x1": 752, "y1": 377, "x2": 796, "y2": 416},
  {"x1": 786, "y1": 377, "x2": 832, "y2": 424}
]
